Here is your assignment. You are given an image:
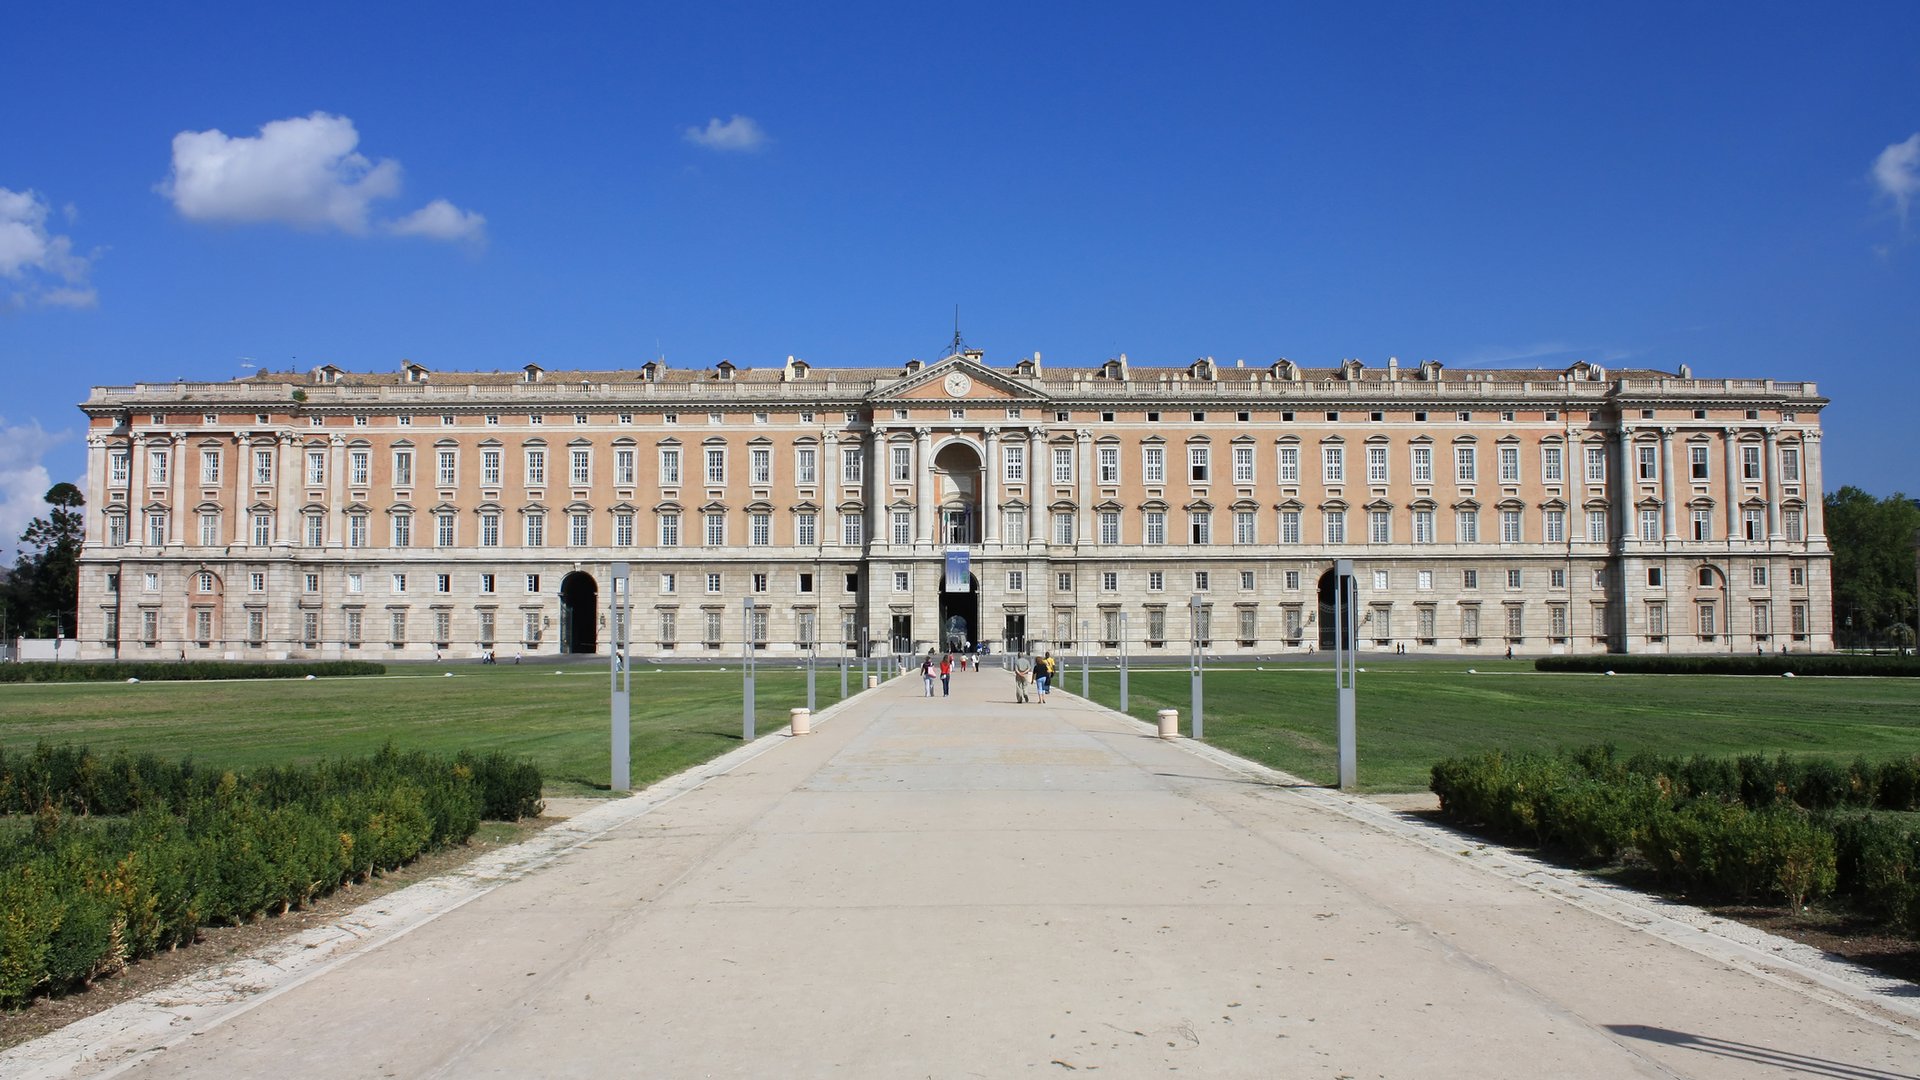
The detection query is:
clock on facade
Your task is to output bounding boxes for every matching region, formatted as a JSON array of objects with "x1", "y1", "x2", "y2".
[{"x1": 943, "y1": 371, "x2": 973, "y2": 397}]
